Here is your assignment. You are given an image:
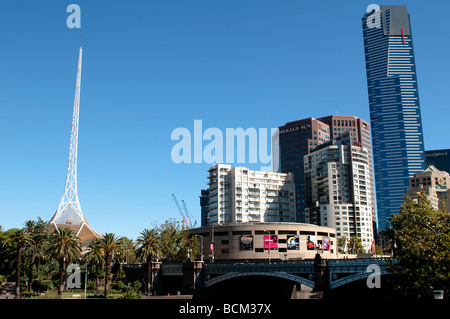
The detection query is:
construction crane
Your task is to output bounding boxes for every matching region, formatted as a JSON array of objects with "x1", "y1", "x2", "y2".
[
  {"x1": 182, "y1": 200, "x2": 197, "y2": 228},
  {"x1": 172, "y1": 194, "x2": 189, "y2": 228}
]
